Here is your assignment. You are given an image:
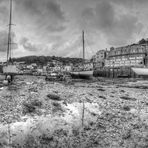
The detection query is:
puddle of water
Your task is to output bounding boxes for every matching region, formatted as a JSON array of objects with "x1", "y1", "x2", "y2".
[{"x1": 0, "y1": 102, "x2": 102, "y2": 147}]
